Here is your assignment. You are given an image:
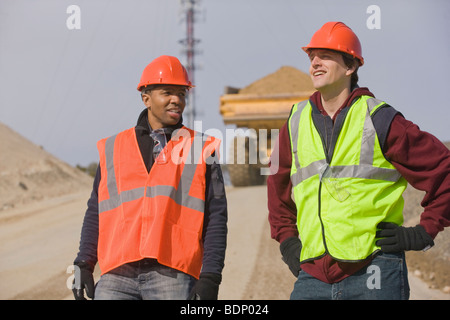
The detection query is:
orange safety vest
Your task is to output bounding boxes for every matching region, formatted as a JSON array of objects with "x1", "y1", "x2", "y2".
[{"x1": 96, "y1": 126, "x2": 220, "y2": 278}]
